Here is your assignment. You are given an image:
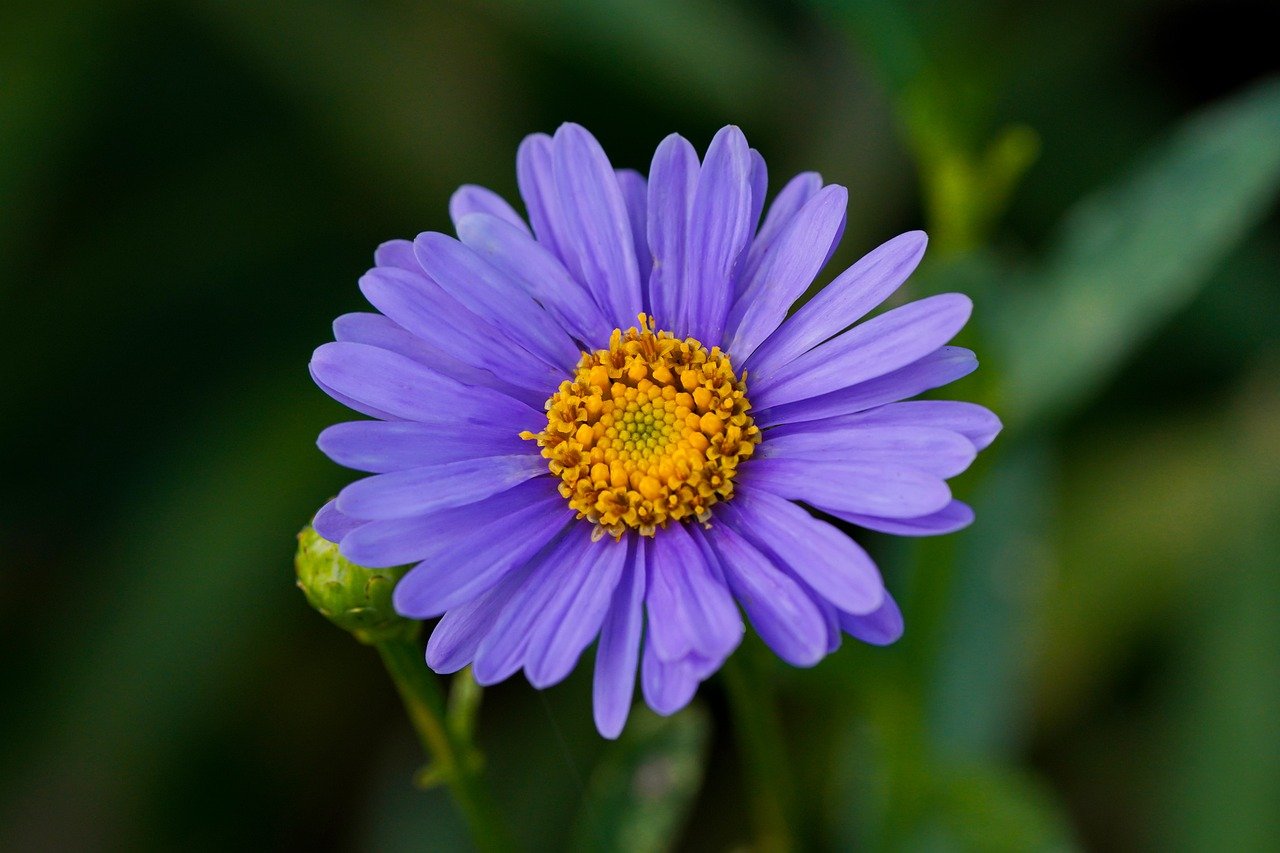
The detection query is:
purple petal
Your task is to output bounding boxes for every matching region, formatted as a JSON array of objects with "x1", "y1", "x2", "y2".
[
  {"x1": 312, "y1": 498, "x2": 365, "y2": 542},
  {"x1": 818, "y1": 401, "x2": 1003, "y2": 451},
  {"x1": 310, "y1": 342, "x2": 541, "y2": 429},
  {"x1": 838, "y1": 592, "x2": 904, "y2": 646},
  {"x1": 641, "y1": 642, "x2": 702, "y2": 716},
  {"x1": 741, "y1": 171, "x2": 822, "y2": 287},
  {"x1": 815, "y1": 596, "x2": 844, "y2": 654},
  {"x1": 391, "y1": 514, "x2": 573, "y2": 622},
  {"x1": 725, "y1": 185, "x2": 848, "y2": 361},
  {"x1": 615, "y1": 168, "x2": 651, "y2": 292},
  {"x1": 644, "y1": 522, "x2": 742, "y2": 663},
  {"x1": 318, "y1": 420, "x2": 527, "y2": 474},
  {"x1": 425, "y1": 563, "x2": 534, "y2": 673},
  {"x1": 686, "y1": 125, "x2": 754, "y2": 343},
  {"x1": 358, "y1": 266, "x2": 565, "y2": 396},
  {"x1": 594, "y1": 537, "x2": 646, "y2": 739},
  {"x1": 413, "y1": 232, "x2": 580, "y2": 370},
  {"x1": 757, "y1": 346, "x2": 978, "y2": 428},
  {"x1": 340, "y1": 477, "x2": 559, "y2": 569},
  {"x1": 719, "y1": 488, "x2": 885, "y2": 615},
  {"x1": 470, "y1": 523, "x2": 589, "y2": 684},
  {"x1": 646, "y1": 133, "x2": 699, "y2": 331},
  {"x1": 516, "y1": 133, "x2": 576, "y2": 274},
  {"x1": 336, "y1": 455, "x2": 547, "y2": 520},
  {"x1": 333, "y1": 311, "x2": 539, "y2": 405},
  {"x1": 834, "y1": 500, "x2": 975, "y2": 537},
  {"x1": 374, "y1": 239, "x2": 420, "y2": 271},
  {"x1": 524, "y1": 537, "x2": 629, "y2": 688},
  {"x1": 762, "y1": 425, "x2": 977, "y2": 479},
  {"x1": 747, "y1": 231, "x2": 929, "y2": 379},
  {"x1": 706, "y1": 523, "x2": 828, "y2": 666},
  {"x1": 746, "y1": 149, "x2": 768, "y2": 239},
  {"x1": 449, "y1": 184, "x2": 530, "y2": 236},
  {"x1": 552, "y1": 123, "x2": 643, "y2": 327},
  {"x1": 311, "y1": 370, "x2": 400, "y2": 422},
  {"x1": 456, "y1": 212, "x2": 612, "y2": 344},
  {"x1": 746, "y1": 456, "x2": 951, "y2": 520},
  {"x1": 750, "y1": 294, "x2": 973, "y2": 409},
  {"x1": 341, "y1": 472, "x2": 544, "y2": 567}
]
